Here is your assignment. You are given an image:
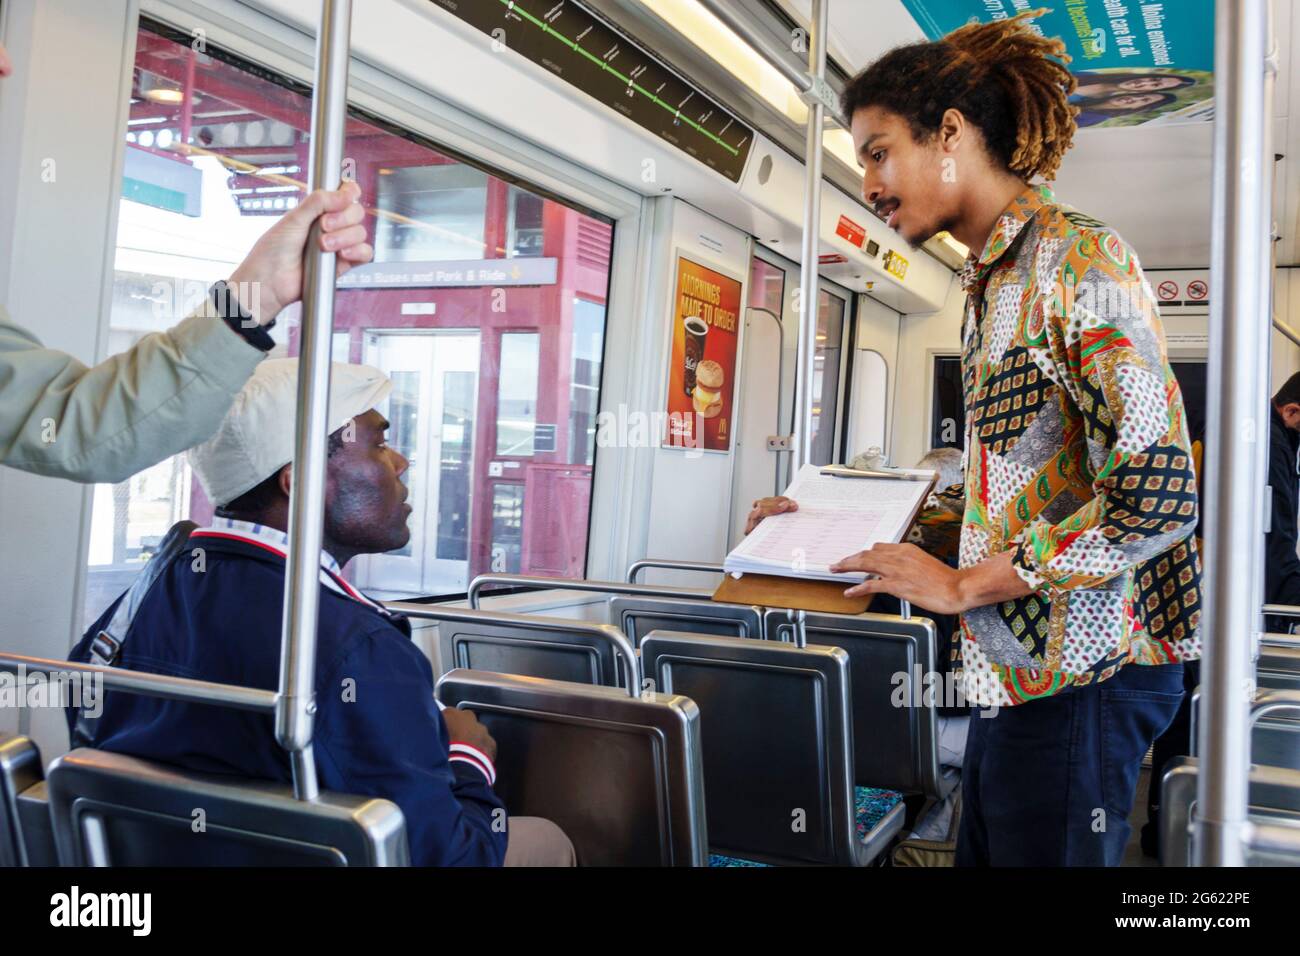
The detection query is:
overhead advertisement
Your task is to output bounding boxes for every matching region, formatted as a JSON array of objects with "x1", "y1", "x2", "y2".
[{"x1": 900, "y1": 1, "x2": 1215, "y2": 128}]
